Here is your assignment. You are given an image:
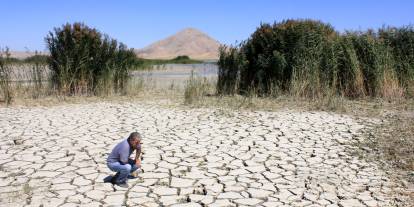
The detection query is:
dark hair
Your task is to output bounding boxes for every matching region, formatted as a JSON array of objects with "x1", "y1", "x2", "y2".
[{"x1": 128, "y1": 132, "x2": 141, "y2": 141}]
